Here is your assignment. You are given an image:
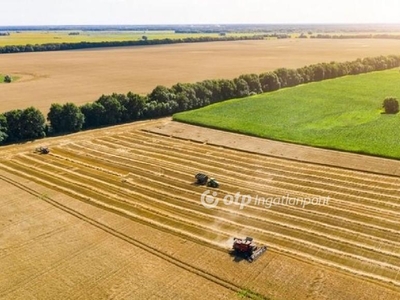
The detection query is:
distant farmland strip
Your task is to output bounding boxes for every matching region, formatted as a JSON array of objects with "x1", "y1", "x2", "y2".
[
  {"x1": 0, "y1": 35, "x2": 265, "y2": 54},
  {"x1": 2, "y1": 39, "x2": 400, "y2": 117}
]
